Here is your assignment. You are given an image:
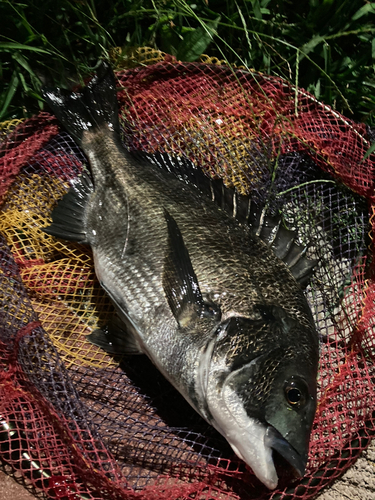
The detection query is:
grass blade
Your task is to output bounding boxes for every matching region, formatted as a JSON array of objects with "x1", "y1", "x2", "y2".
[
  {"x1": 0, "y1": 70, "x2": 19, "y2": 120},
  {"x1": 177, "y1": 17, "x2": 220, "y2": 61},
  {"x1": 0, "y1": 41, "x2": 50, "y2": 53}
]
